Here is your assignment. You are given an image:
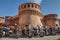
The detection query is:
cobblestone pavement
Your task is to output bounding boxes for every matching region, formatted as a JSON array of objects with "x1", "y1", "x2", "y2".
[{"x1": 0, "y1": 35, "x2": 60, "y2": 40}]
